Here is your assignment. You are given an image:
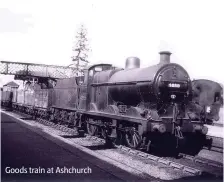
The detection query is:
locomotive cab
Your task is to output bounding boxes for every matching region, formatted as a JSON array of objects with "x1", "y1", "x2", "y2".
[
  {"x1": 84, "y1": 64, "x2": 113, "y2": 83},
  {"x1": 78, "y1": 64, "x2": 114, "y2": 110}
]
